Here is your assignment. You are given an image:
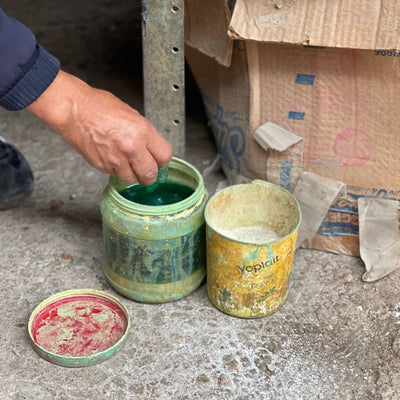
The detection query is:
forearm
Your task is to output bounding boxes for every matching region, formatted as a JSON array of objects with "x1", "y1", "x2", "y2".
[
  {"x1": 1, "y1": 7, "x2": 172, "y2": 185},
  {"x1": 27, "y1": 70, "x2": 91, "y2": 131},
  {"x1": 27, "y1": 70, "x2": 173, "y2": 185}
]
